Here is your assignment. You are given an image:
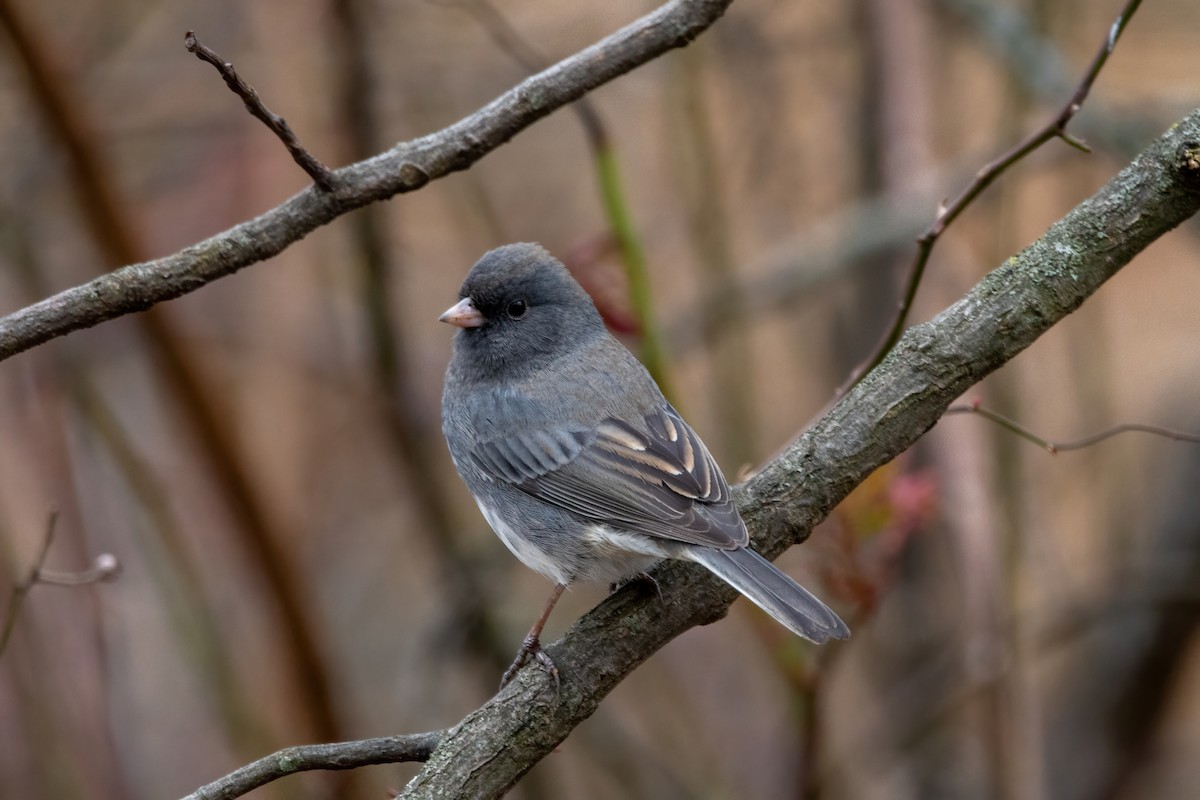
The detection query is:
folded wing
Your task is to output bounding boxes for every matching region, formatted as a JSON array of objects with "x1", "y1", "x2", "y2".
[{"x1": 469, "y1": 404, "x2": 747, "y2": 549}]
